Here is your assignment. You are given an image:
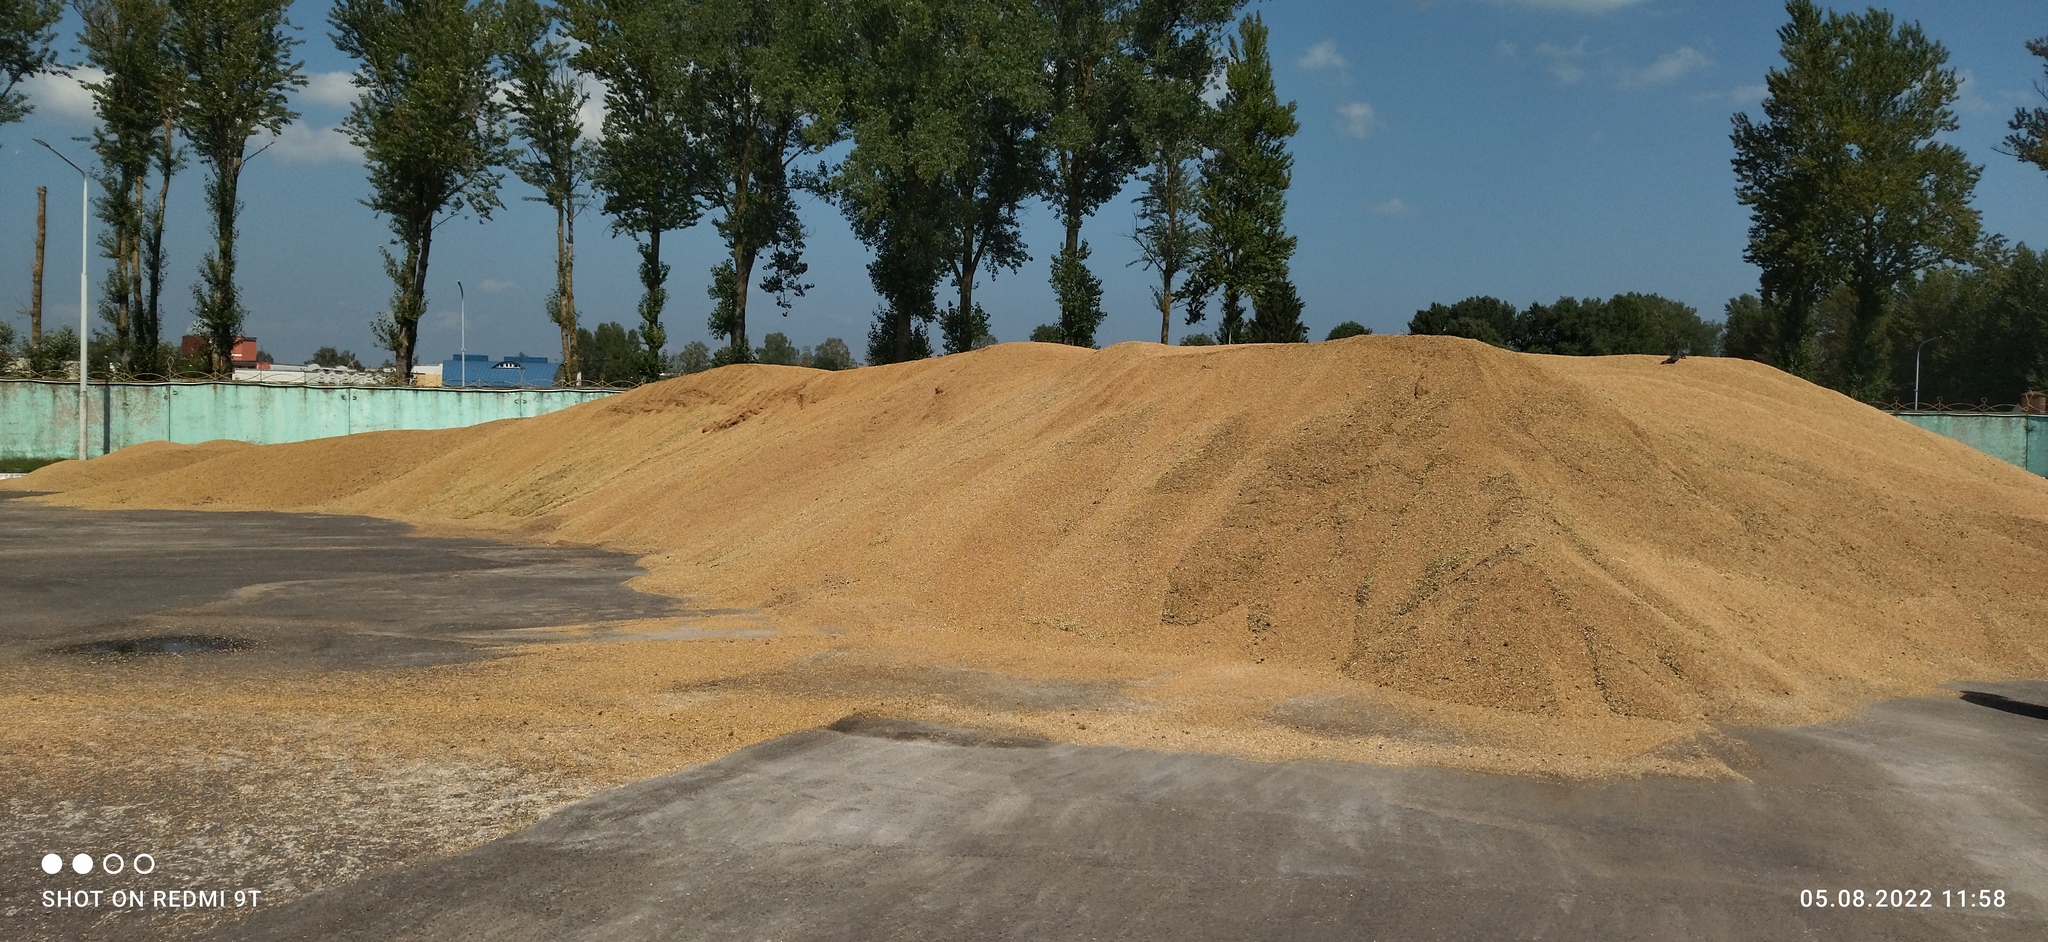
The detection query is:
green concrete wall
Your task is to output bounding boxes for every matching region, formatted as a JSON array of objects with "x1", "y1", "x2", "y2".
[
  {"x1": 0, "y1": 380, "x2": 616, "y2": 462},
  {"x1": 1894, "y1": 413, "x2": 2048, "y2": 476}
]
